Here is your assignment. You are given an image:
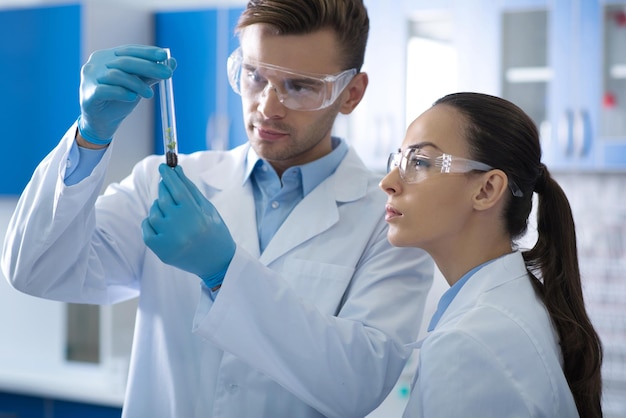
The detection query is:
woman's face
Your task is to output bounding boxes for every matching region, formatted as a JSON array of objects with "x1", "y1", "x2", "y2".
[{"x1": 379, "y1": 104, "x2": 480, "y2": 252}]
